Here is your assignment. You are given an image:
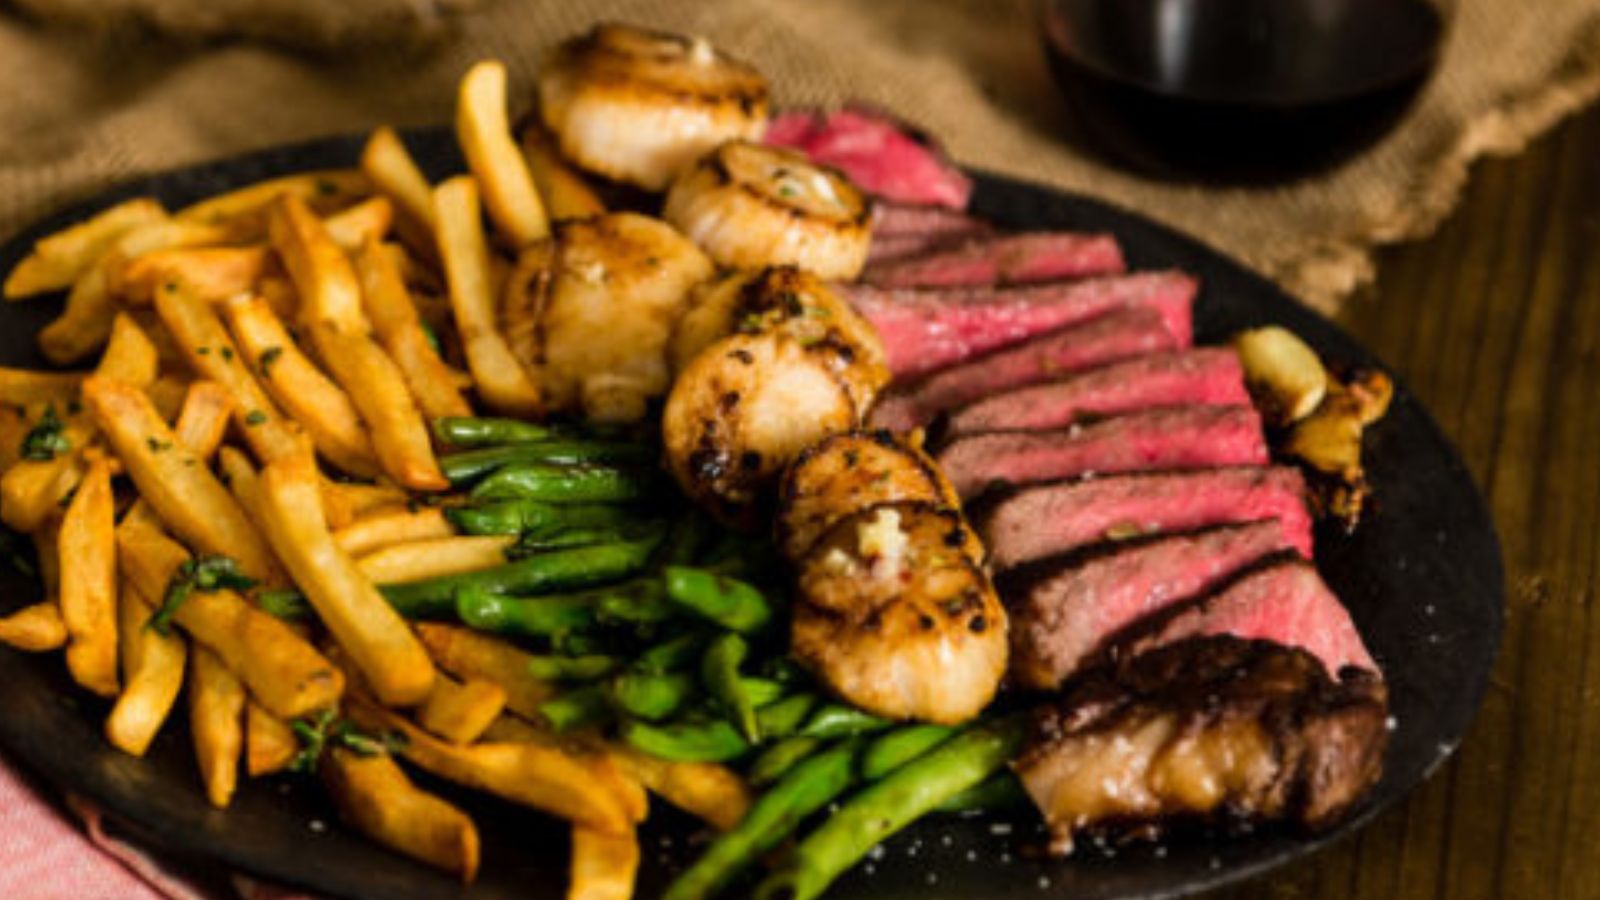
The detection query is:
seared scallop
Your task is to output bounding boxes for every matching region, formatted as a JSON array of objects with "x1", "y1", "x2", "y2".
[
  {"x1": 791, "y1": 501, "x2": 1007, "y2": 724},
  {"x1": 538, "y1": 24, "x2": 769, "y2": 190},
  {"x1": 664, "y1": 141, "x2": 872, "y2": 280}
]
